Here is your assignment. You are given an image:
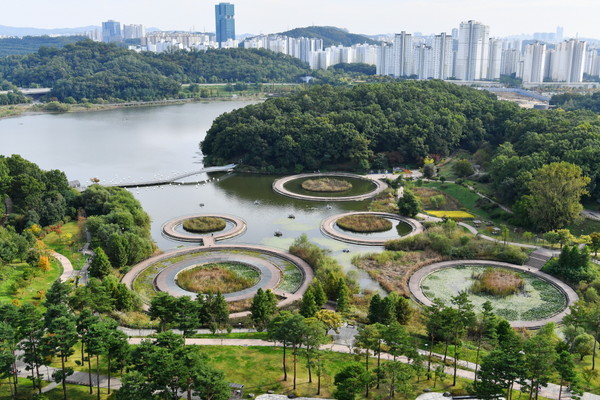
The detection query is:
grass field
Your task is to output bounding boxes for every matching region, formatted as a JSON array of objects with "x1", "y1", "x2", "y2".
[
  {"x1": 0, "y1": 378, "x2": 111, "y2": 400},
  {"x1": 0, "y1": 258, "x2": 61, "y2": 306},
  {"x1": 43, "y1": 221, "x2": 88, "y2": 270}
]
